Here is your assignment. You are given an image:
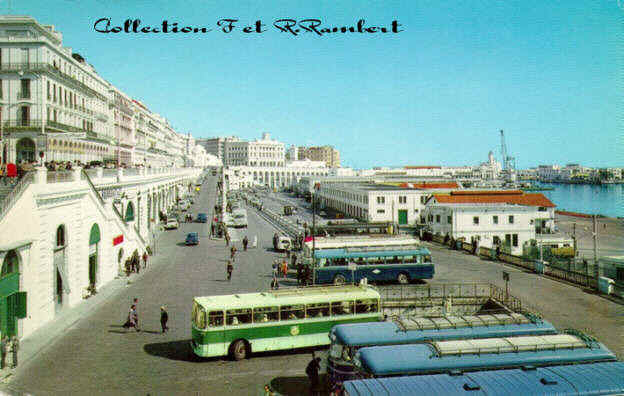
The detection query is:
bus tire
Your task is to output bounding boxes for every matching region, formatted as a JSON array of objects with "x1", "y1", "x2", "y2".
[
  {"x1": 230, "y1": 340, "x2": 248, "y2": 360},
  {"x1": 333, "y1": 274, "x2": 346, "y2": 286},
  {"x1": 397, "y1": 272, "x2": 410, "y2": 284}
]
